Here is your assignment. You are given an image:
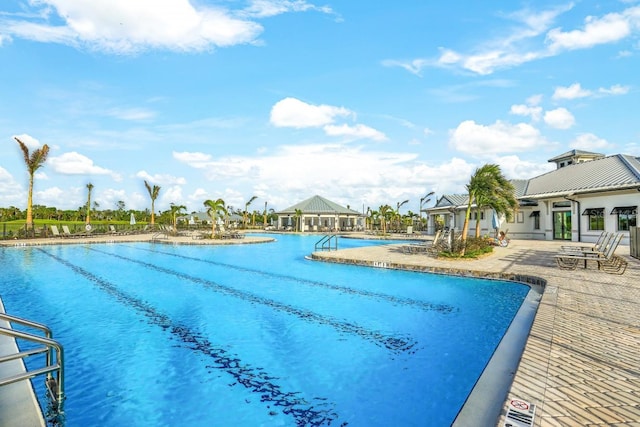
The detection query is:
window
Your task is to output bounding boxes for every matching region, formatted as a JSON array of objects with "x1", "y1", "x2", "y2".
[
  {"x1": 530, "y1": 211, "x2": 540, "y2": 230},
  {"x1": 582, "y1": 208, "x2": 604, "y2": 231},
  {"x1": 517, "y1": 212, "x2": 524, "y2": 223},
  {"x1": 612, "y1": 206, "x2": 637, "y2": 231}
]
